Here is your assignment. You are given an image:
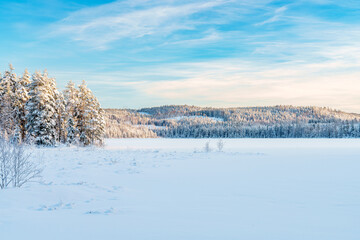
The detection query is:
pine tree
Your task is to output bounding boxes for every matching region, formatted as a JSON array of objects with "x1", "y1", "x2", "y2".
[
  {"x1": 0, "y1": 64, "x2": 18, "y2": 138},
  {"x1": 54, "y1": 91, "x2": 66, "y2": 143},
  {"x1": 0, "y1": 66, "x2": 105, "y2": 146},
  {"x1": 66, "y1": 117, "x2": 76, "y2": 145},
  {"x1": 63, "y1": 81, "x2": 80, "y2": 144},
  {"x1": 13, "y1": 69, "x2": 31, "y2": 142},
  {"x1": 76, "y1": 81, "x2": 93, "y2": 146},
  {"x1": 76, "y1": 80, "x2": 104, "y2": 146},
  {"x1": 90, "y1": 97, "x2": 105, "y2": 145},
  {"x1": 11, "y1": 125, "x2": 21, "y2": 144},
  {"x1": 25, "y1": 71, "x2": 57, "y2": 146}
]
